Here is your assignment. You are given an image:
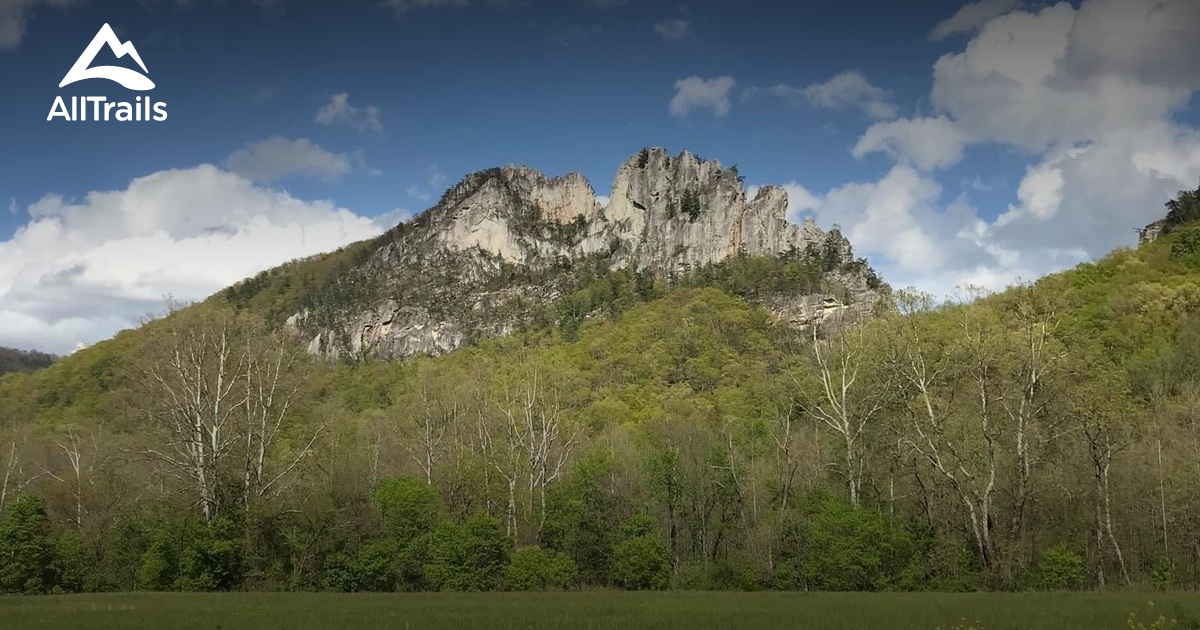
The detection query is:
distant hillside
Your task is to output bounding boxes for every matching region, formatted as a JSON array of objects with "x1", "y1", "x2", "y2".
[
  {"x1": 0, "y1": 169, "x2": 1195, "y2": 597},
  {"x1": 0, "y1": 347, "x2": 55, "y2": 376}
]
